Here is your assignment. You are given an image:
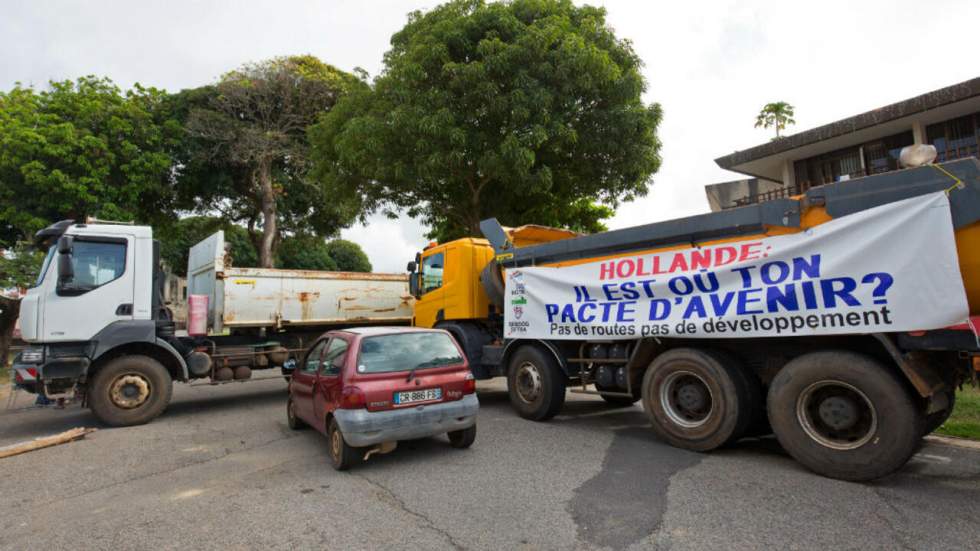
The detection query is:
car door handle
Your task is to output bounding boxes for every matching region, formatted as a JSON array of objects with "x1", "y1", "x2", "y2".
[{"x1": 115, "y1": 303, "x2": 133, "y2": 315}]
